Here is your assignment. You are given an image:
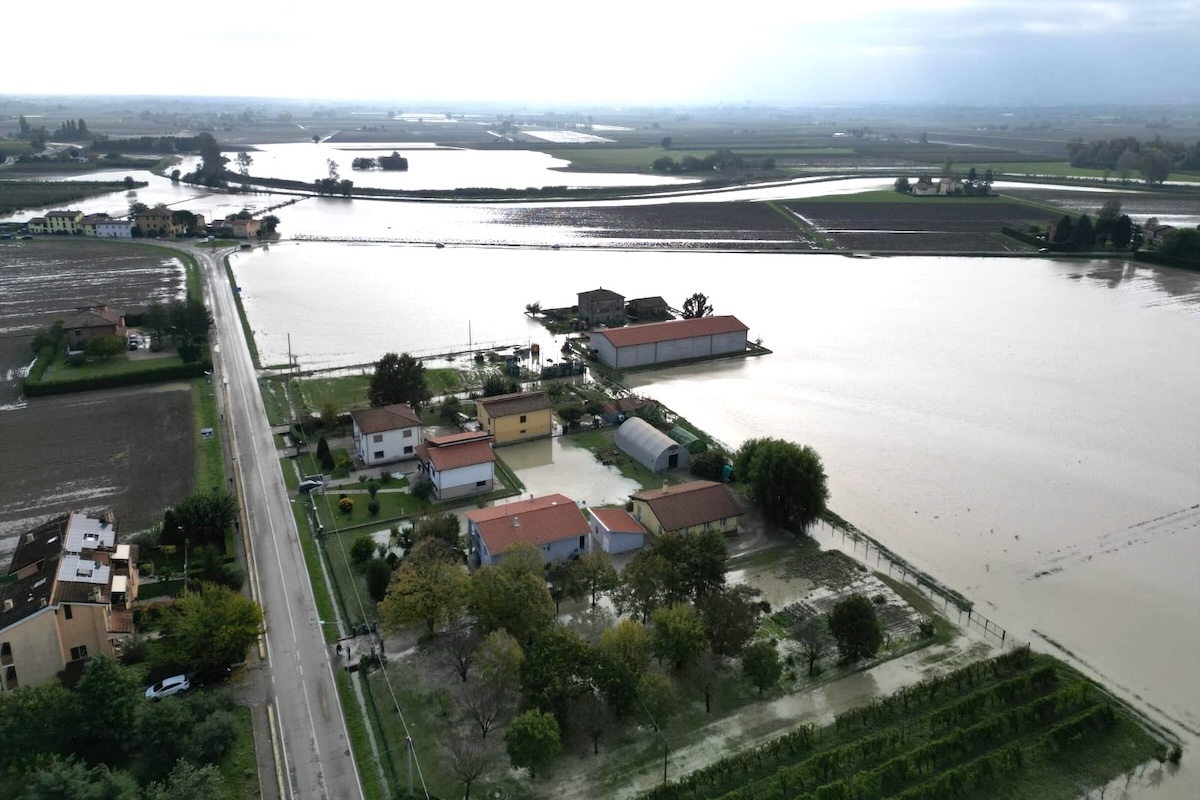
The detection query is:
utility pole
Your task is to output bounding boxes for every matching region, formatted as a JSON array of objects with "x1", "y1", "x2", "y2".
[
  {"x1": 182, "y1": 533, "x2": 189, "y2": 592},
  {"x1": 406, "y1": 736, "x2": 413, "y2": 797}
]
